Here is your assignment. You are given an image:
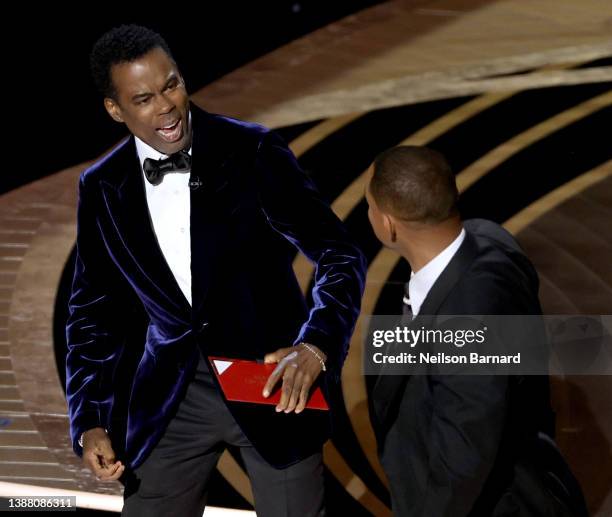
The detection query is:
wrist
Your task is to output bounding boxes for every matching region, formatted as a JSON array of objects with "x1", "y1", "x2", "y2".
[
  {"x1": 78, "y1": 427, "x2": 108, "y2": 448},
  {"x1": 300, "y1": 342, "x2": 327, "y2": 371}
]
